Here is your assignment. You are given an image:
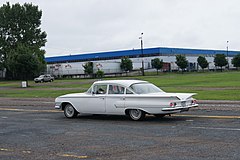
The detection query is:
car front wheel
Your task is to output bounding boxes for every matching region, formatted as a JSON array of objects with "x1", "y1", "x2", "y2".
[
  {"x1": 64, "y1": 104, "x2": 78, "y2": 118},
  {"x1": 128, "y1": 109, "x2": 145, "y2": 121}
]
